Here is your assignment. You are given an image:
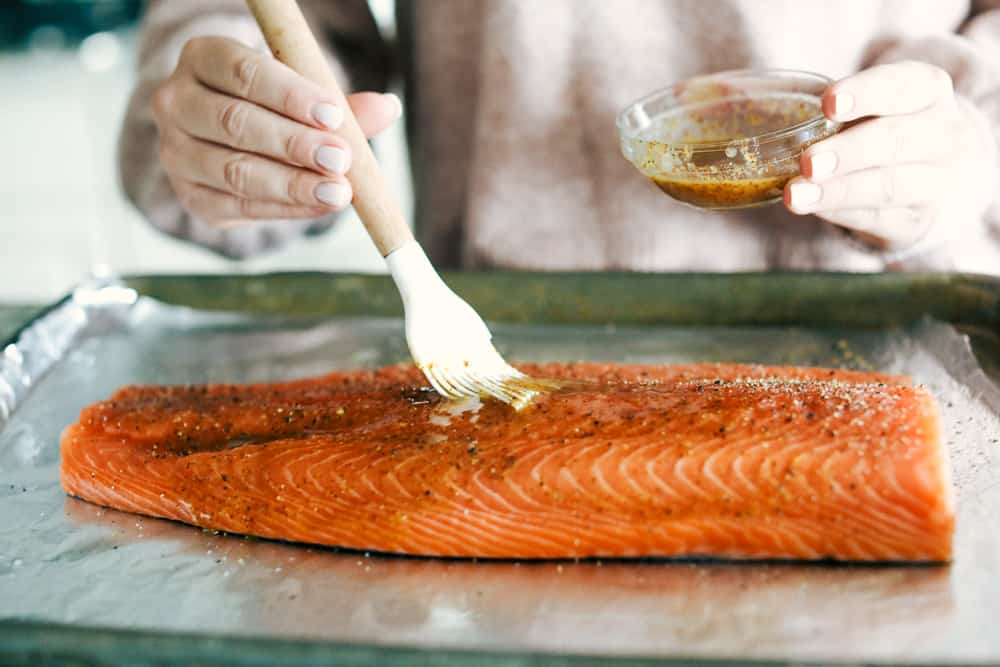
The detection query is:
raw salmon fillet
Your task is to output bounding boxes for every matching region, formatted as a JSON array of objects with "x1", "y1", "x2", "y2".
[{"x1": 60, "y1": 363, "x2": 954, "y2": 562}]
